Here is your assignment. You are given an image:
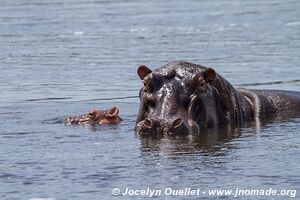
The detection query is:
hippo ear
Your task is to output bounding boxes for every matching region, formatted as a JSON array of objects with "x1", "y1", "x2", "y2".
[
  {"x1": 203, "y1": 68, "x2": 216, "y2": 83},
  {"x1": 137, "y1": 65, "x2": 152, "y2": 80},
  {"x1": 107, "y1": 106, "x2": 119, "y2": 117}
]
